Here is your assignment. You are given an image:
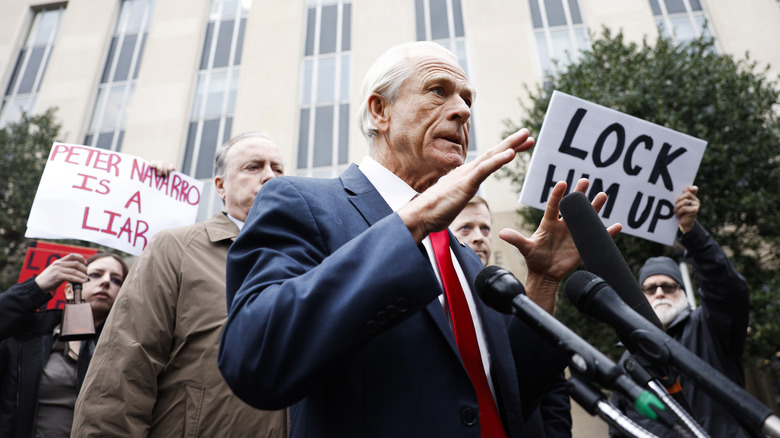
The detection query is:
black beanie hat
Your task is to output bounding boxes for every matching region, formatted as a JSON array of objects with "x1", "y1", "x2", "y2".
[{"x1": 638, "y1": 256, "x2": 684, "y2": 287}]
